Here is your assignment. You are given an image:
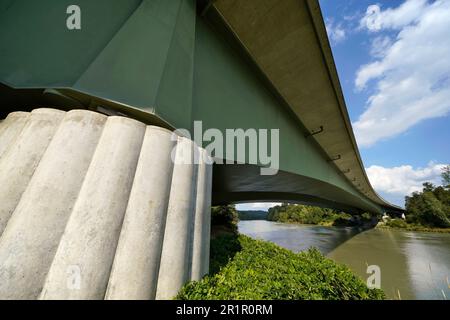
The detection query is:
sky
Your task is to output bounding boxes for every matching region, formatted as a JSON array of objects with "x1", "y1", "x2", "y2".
[{"x1": 237, "y1": 0, "x2": 450, "y2": 211}]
